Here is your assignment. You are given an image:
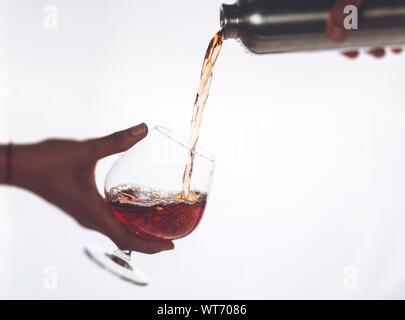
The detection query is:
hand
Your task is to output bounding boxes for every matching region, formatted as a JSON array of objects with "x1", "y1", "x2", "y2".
[
  {"x1": 7, "y1": 123, "x2": 174, "y2": 254},
  {"x1": 326, "y1": 0, "x2": 403, "y2": 58}
]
